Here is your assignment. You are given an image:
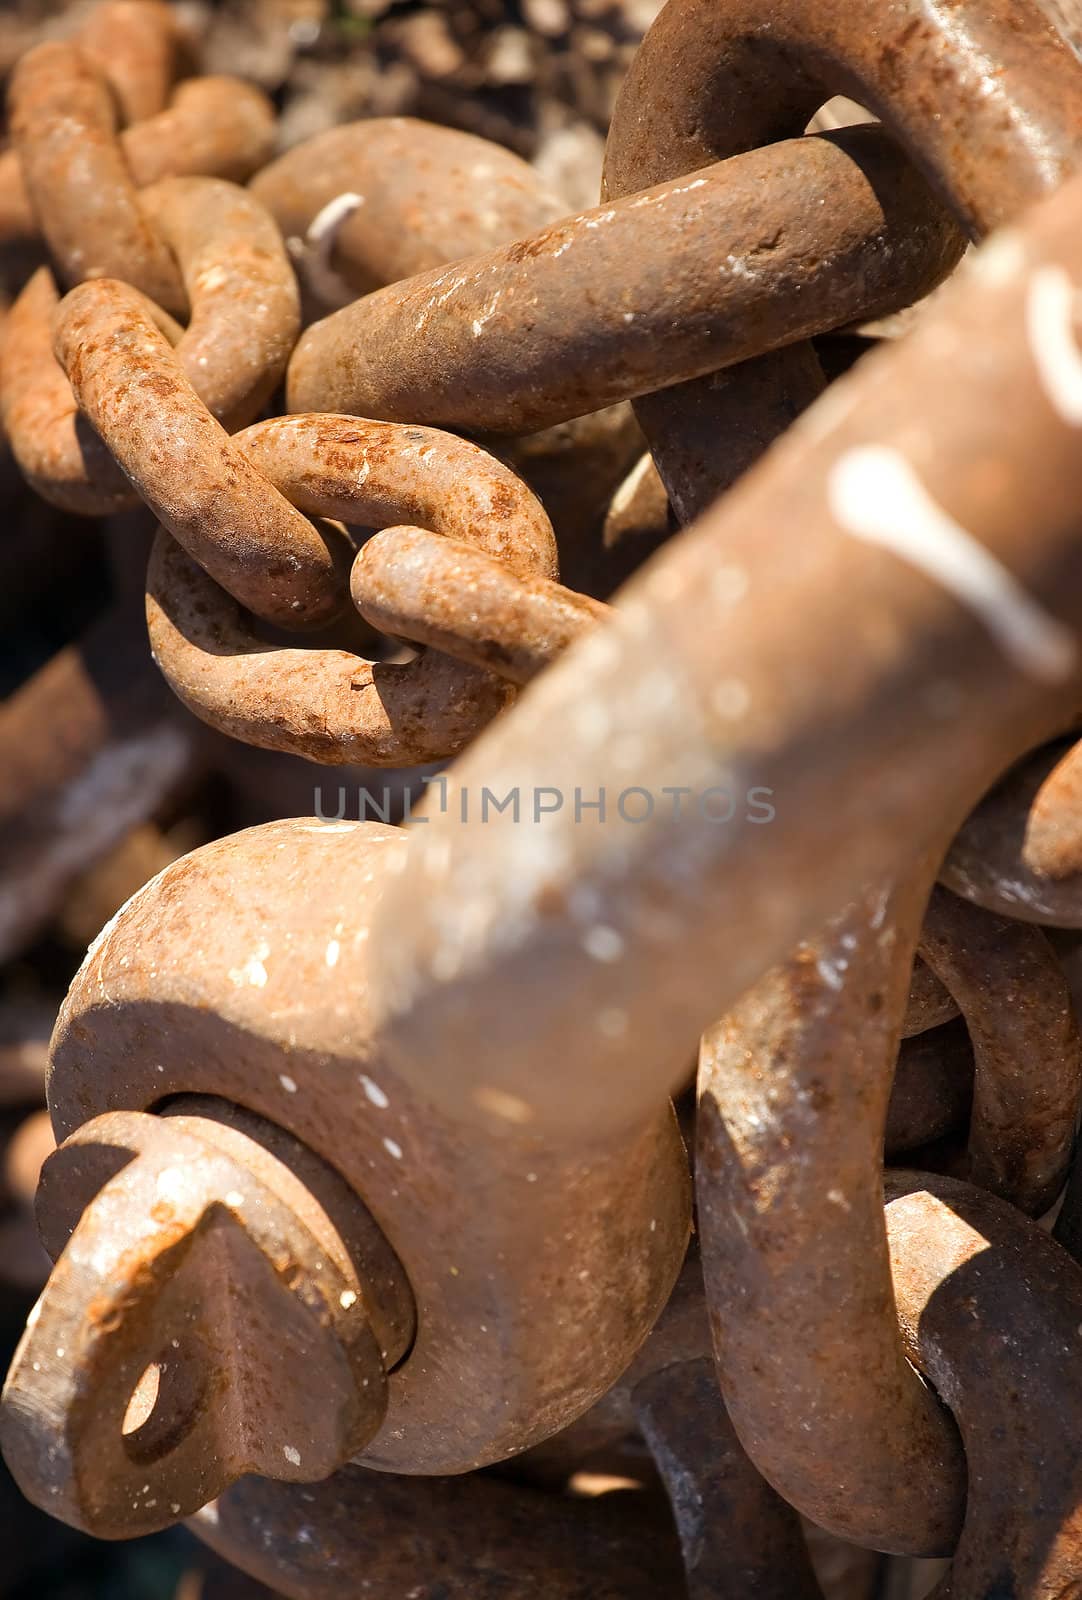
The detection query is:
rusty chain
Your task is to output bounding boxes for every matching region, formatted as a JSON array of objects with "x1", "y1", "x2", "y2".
[{"x1": 3, "y1": 1, "x2": 1082, "y2": 1597}]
